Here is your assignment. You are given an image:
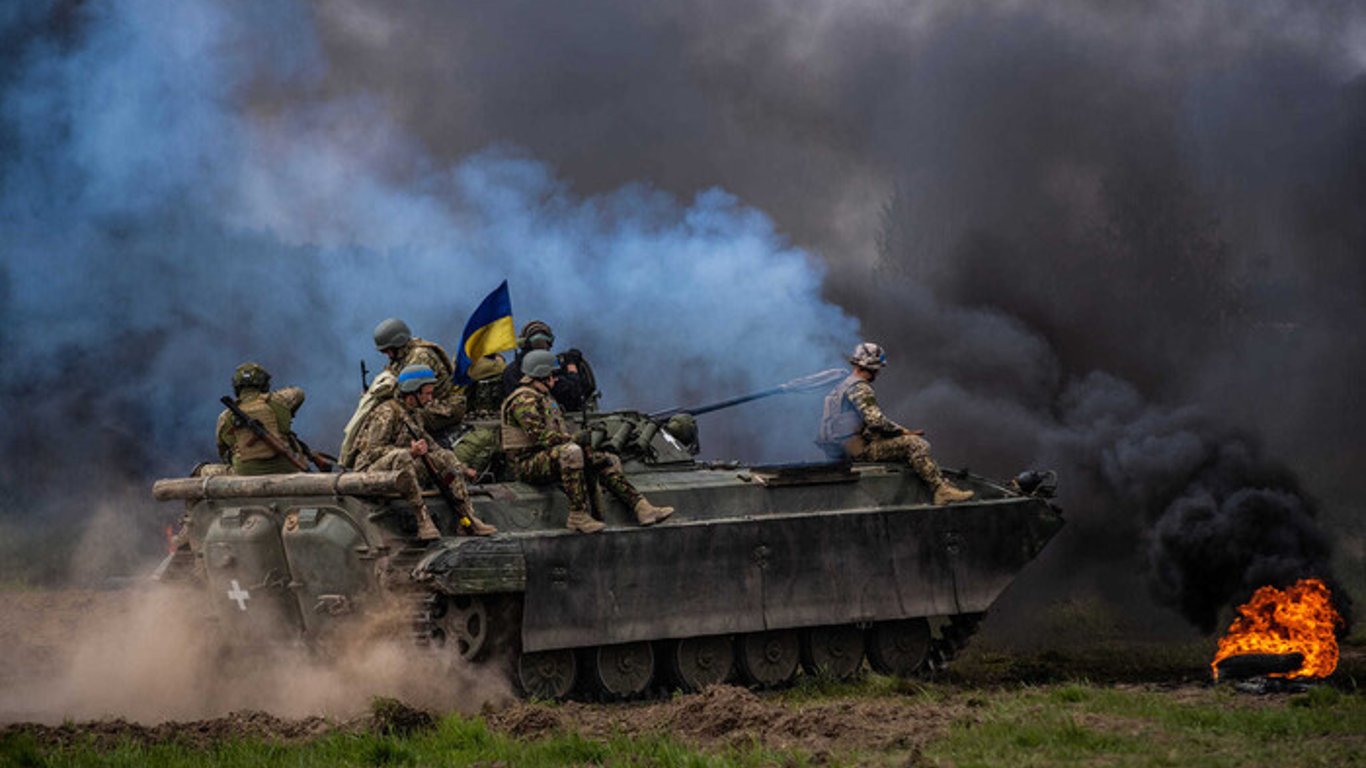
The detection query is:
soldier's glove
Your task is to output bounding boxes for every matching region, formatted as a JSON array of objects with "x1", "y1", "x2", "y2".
[{"x1": 572, "y1": 429, "x2": 592, "y2": 447}]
